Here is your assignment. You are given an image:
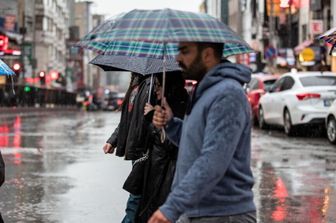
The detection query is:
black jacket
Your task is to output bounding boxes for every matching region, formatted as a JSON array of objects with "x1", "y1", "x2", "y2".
[
  {"x1": 136, "y1": 80, "x2": 189, "y2": 223},
  {"x1": 136, "y1": 126, "x2": 178, "y2": 223},
  {"x1": 107, "y1": 78, "x2": 153, "y2": 160}
]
